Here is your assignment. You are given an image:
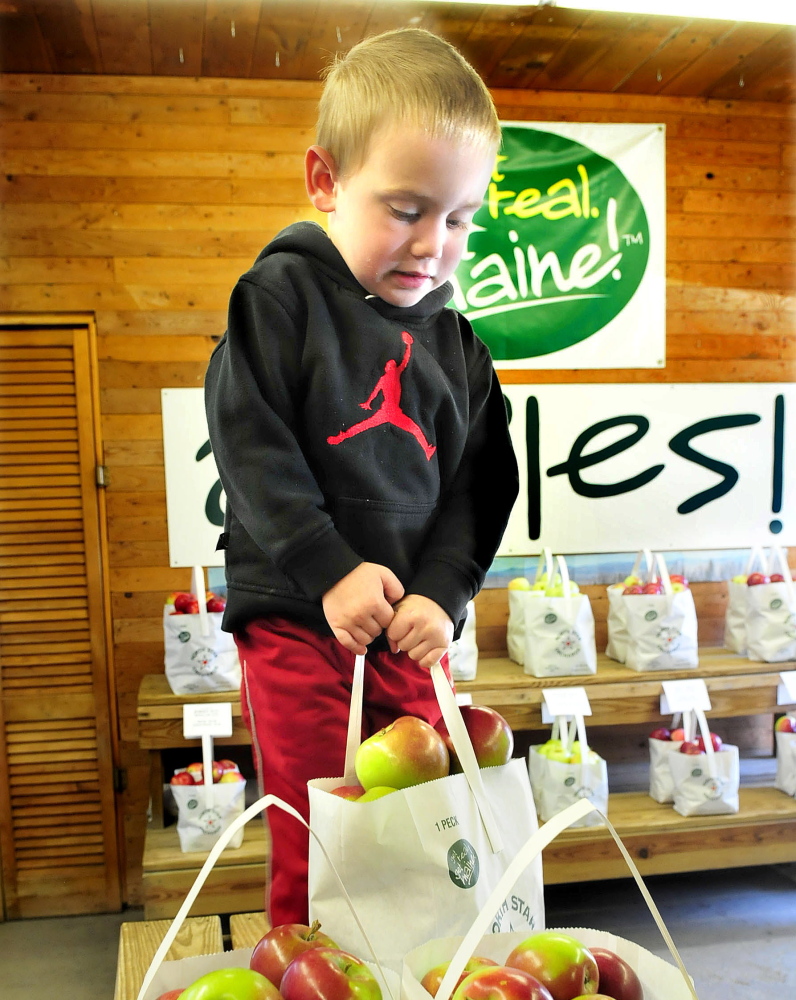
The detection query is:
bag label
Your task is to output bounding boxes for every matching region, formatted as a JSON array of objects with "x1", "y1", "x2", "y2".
[
  {"x1": 434, "y1": 815, "x2": 459, "y2": 832},
  {"x1": 447, "y1": 839, "x2": 479, "y2": 888}
]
